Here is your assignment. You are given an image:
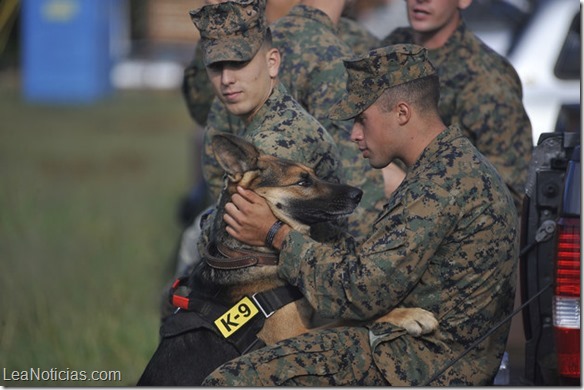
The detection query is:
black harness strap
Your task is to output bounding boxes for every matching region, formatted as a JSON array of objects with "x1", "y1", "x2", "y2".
[
  {"x1": 167, "y1": 277, "x2": 303, "y2": 356},
  {"x1": 251, "y1": 285, "x2": 304, "y2": 318}
]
